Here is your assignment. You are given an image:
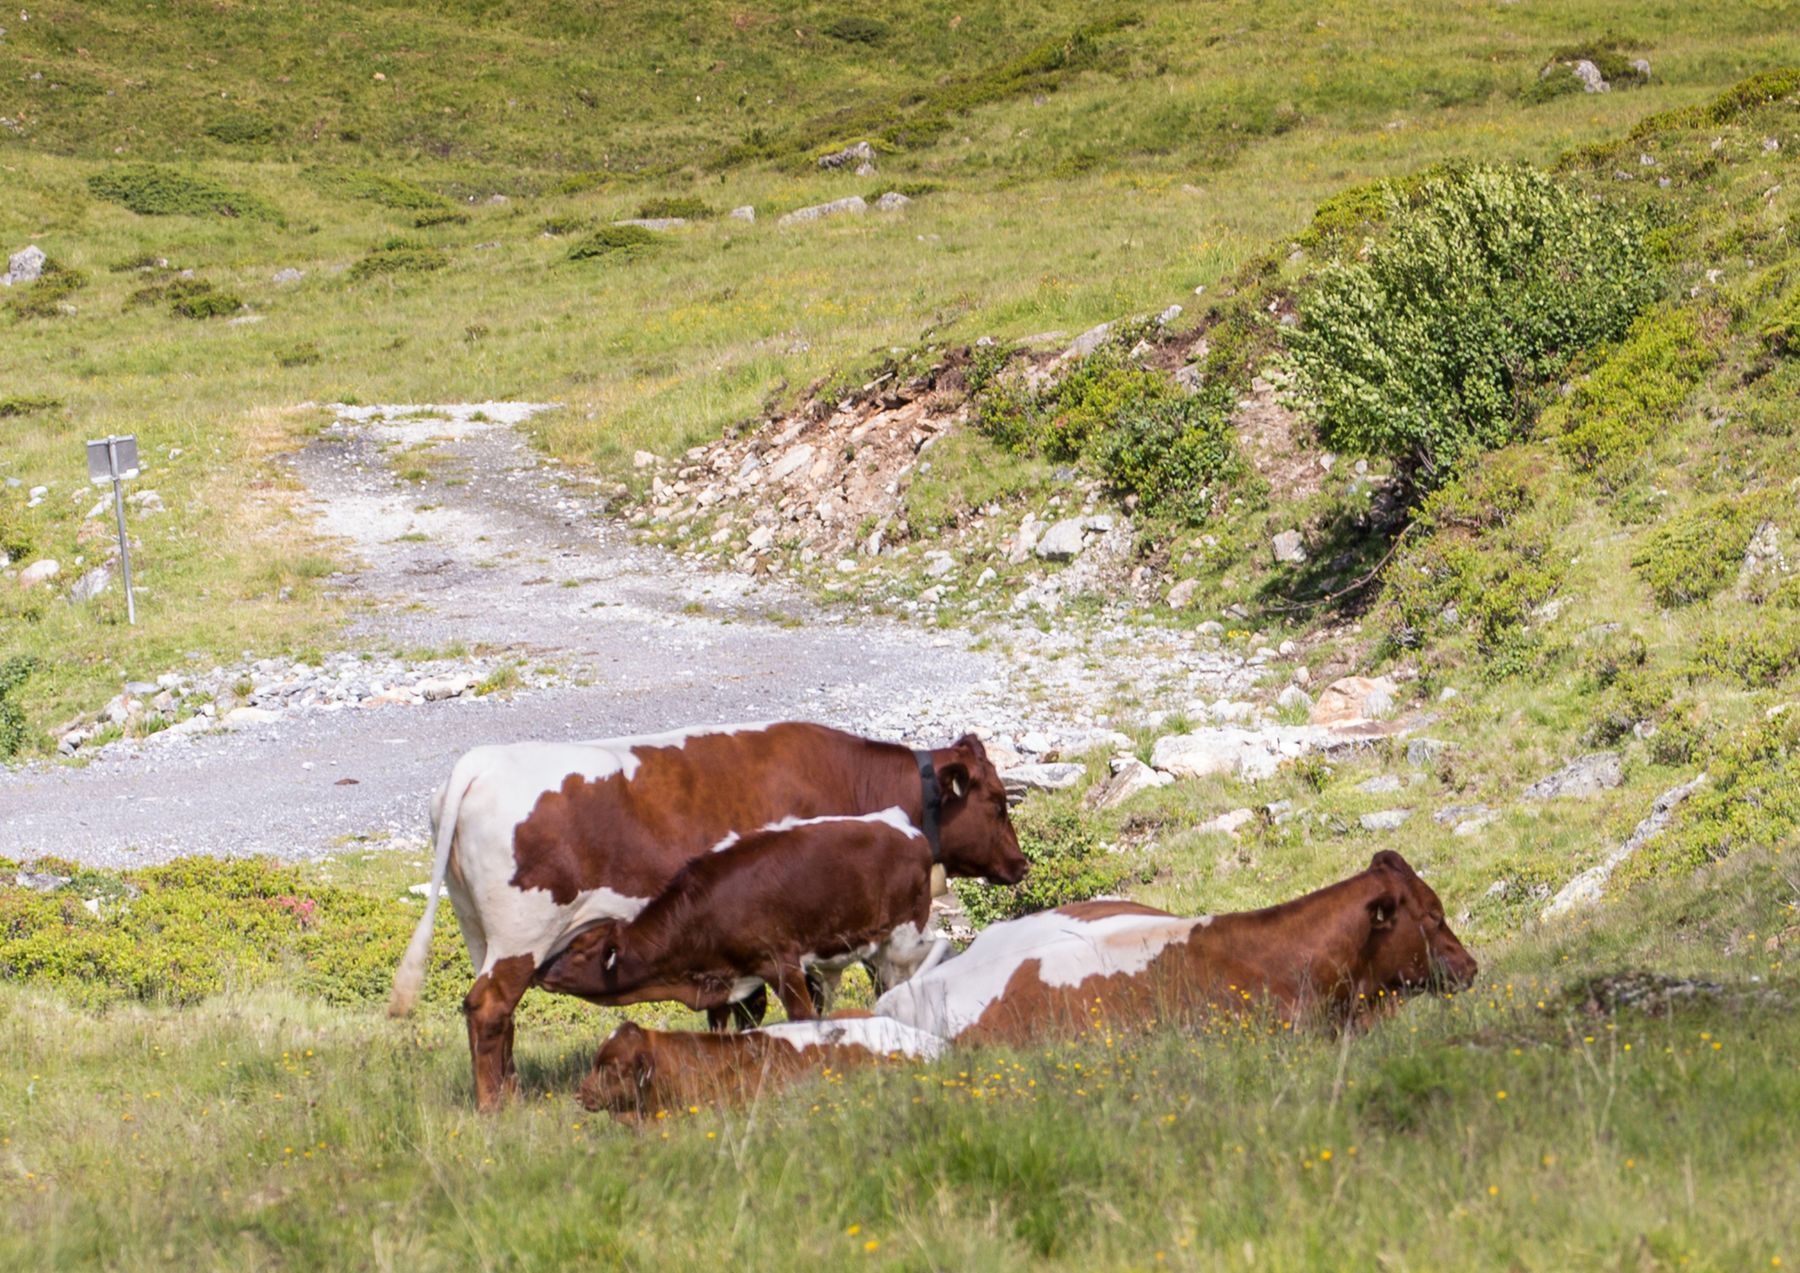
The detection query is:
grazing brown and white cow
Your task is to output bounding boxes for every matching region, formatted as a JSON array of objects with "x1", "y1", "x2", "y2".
[
  {"x1": 579, "y1": 1016, "x2": 945, "y2": 1119},
  {"x1": 387, "y1": 722, "x2": 1024, "y2": 1110},
  {"x1": 536, "y1": 808, "x2": 951, "y2": 1020},
  {"x1": 873, "y1": 850, "x2": 1478, "y2": 1044}
]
